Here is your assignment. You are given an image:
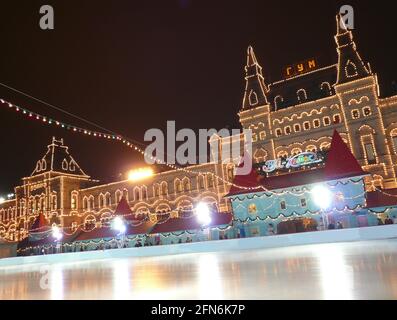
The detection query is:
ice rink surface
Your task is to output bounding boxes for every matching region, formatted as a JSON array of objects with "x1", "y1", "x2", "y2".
[{"x1": 1, "y1": 239, "x2": 397, "y2": 300}]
